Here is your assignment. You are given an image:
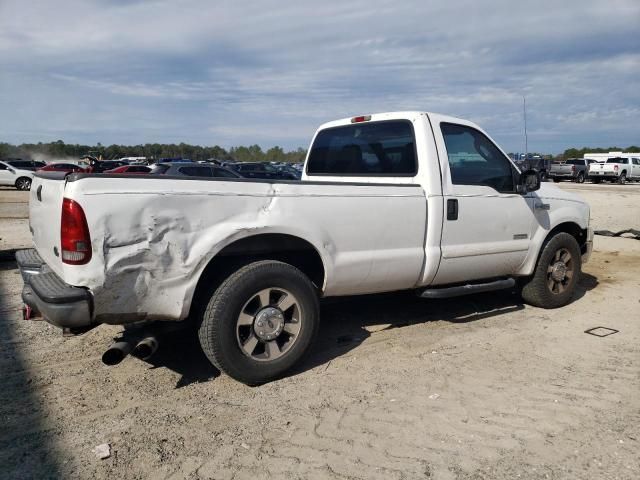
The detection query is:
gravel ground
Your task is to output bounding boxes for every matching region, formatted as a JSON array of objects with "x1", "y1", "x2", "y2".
[{"x1": 1, "y1": 183, "x2": 639, "y2": 480}]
